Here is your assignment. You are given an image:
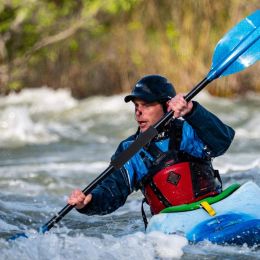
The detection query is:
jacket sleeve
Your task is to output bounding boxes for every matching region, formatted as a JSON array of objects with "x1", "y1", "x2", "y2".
[
  {"x1": 77, "y1": 142, "x2": 132, "y2": 215},
  {"x1": 77, "y1": 168, "x2": 131, "y2": 215},
  {"x1": 184, "y1": 101, "x2": 235, "y2": 157}
]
